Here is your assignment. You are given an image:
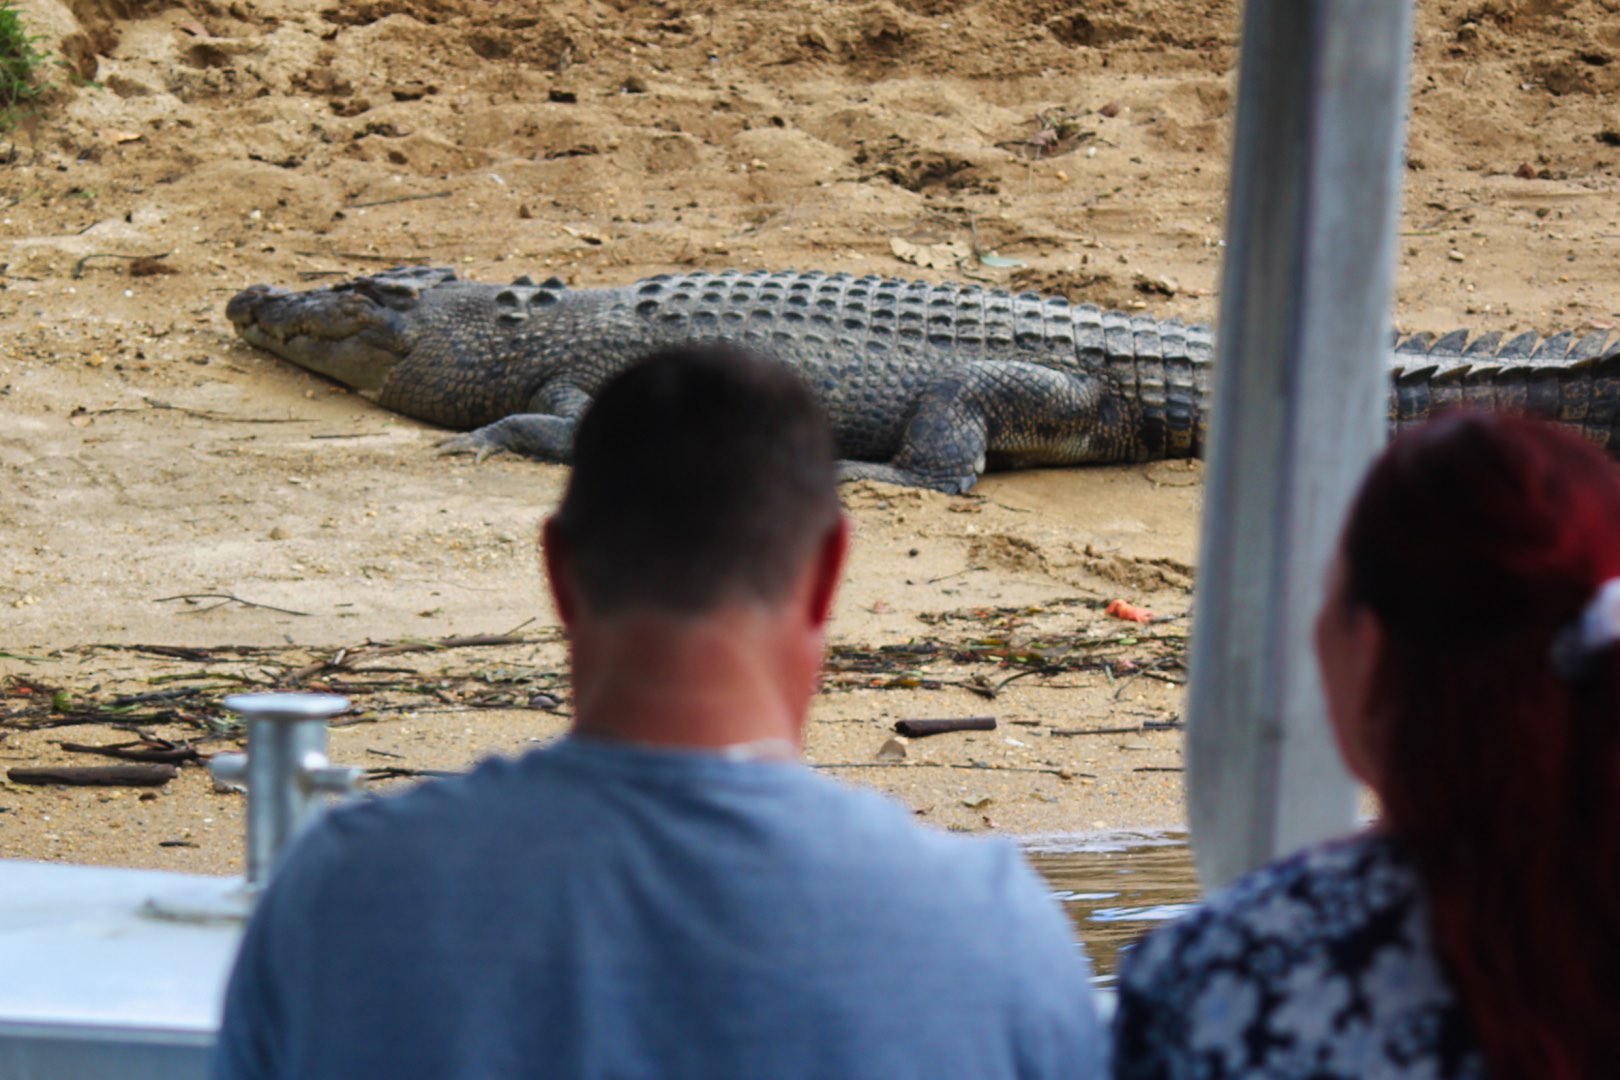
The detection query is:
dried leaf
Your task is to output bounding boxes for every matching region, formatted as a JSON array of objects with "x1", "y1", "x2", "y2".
[{"x1": 889, "y1": 237, "x2": 970, "y2": 270}]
